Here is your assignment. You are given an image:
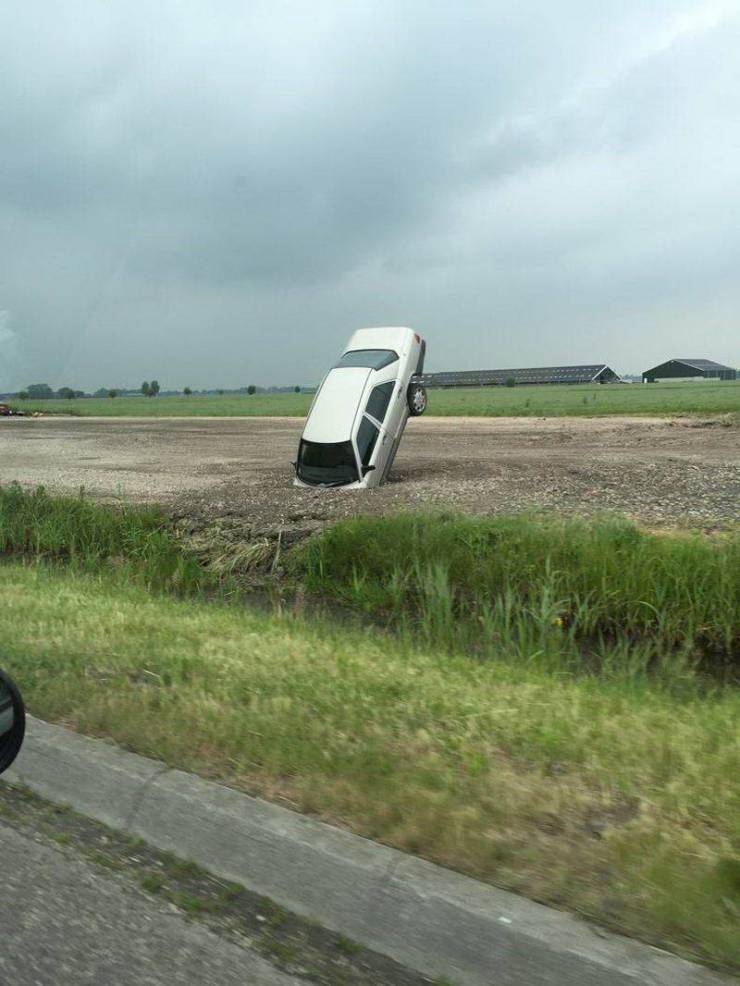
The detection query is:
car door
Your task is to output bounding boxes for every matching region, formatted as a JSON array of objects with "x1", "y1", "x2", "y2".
[{"x1": 357, "y1": 381, "x2": 399, "y2": 483}]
